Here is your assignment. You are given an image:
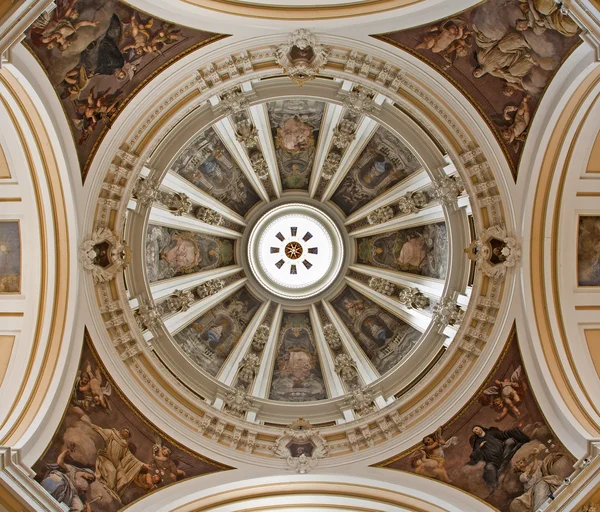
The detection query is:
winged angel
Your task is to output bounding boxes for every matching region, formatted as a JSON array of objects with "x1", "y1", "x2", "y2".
[
  {"x1": 152, "y1": 435, "x2": 186, "y2": 483},
  {"x1": 73, "y1": 360, "x2": 112, "y2": 412},
  {"x1": 480, "y1": 365, "x2": 527, "y2": 421},
  {"x1": 411, "y1": 426, "x2": 459, "y2": 483}
]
